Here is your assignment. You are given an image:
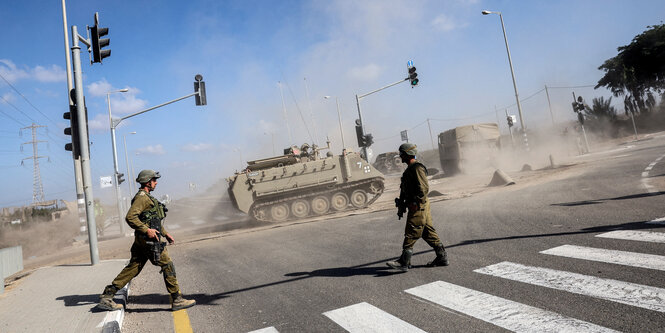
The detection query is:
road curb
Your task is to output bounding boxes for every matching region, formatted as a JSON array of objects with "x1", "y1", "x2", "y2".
[{"x1": 100, "y1": 282, "x2": 131, "y2": 333}]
